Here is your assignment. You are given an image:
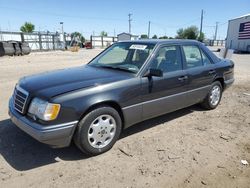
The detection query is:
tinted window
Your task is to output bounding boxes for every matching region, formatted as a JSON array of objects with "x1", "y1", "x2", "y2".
[
  {"x1": 150, "y1": 46, "x2": 182, "y2": 73},
  {"x1": 183, "y1": 46, "x2": 202, "y2": 69},
  {"x1": 90, "y1": 43, "x2": 155, "y2": 73},
  {"x1": 201, "y1": 50, "x2": 212, "y2": 65}
]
